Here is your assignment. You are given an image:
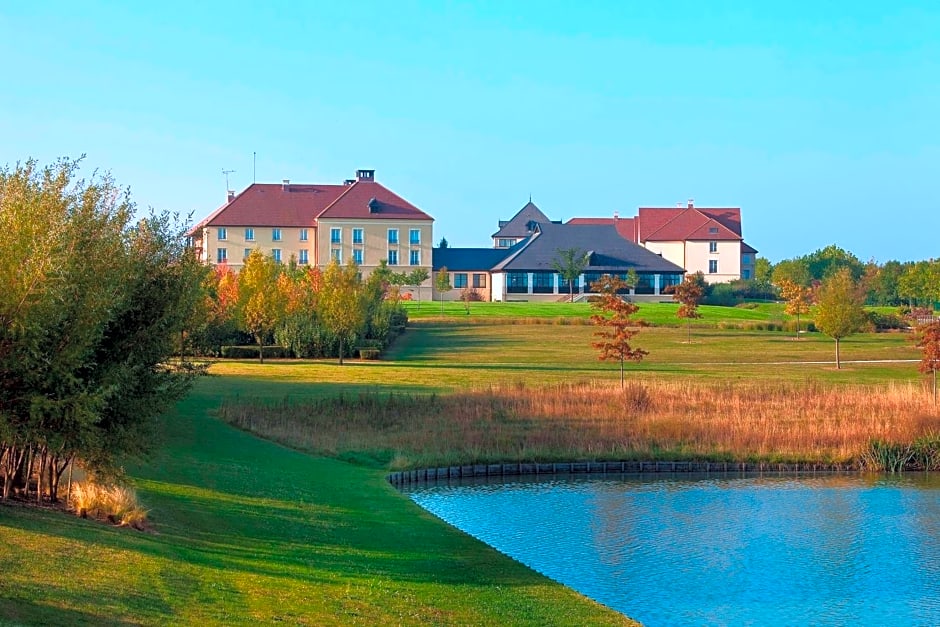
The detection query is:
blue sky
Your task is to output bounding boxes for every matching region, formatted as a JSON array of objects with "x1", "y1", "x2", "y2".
[{"x1": 2, "y1": 1, "x2": 937, "y2": 263}]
